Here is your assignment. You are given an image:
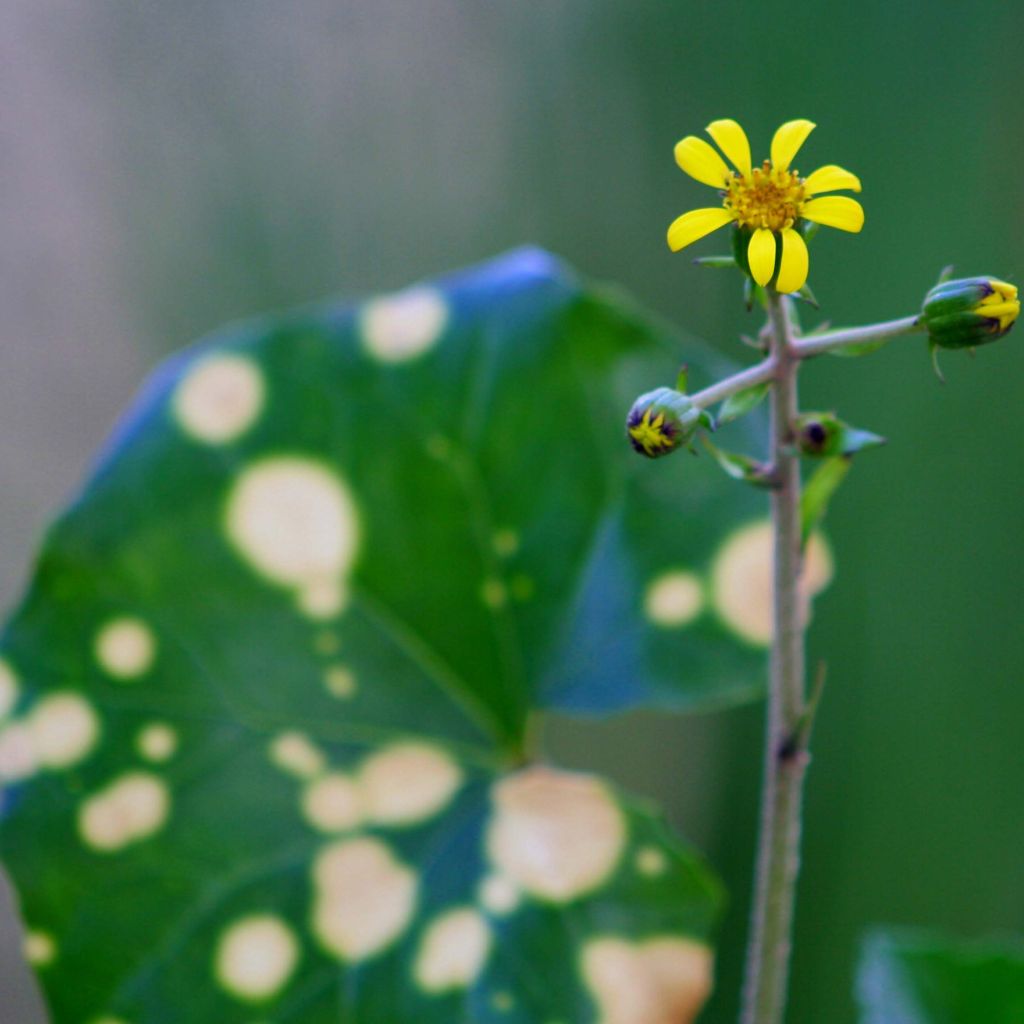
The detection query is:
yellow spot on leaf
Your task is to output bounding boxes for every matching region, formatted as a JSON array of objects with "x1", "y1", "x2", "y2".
[
  {"x1": 644, "y1": 572, "x2": 704, "y2": 628},
  {"x1": 493, "y1": 529, "x2": 520, "y2": 557},
  {"x1": 173, "y1": 353, "x2": 264, "y2": 444},
  {"x1": 492, "y1": 991, "x2": 515, "y2": 1012},
  {"x1": 361, "y1": 287, "x2": 448, "y2": 363},
  {"x1": 225, "y1": 458, "x2": 360, "y2": 618},
  {"x1": 269, "y1": 732, "x2": 325, "y2": 780},
  {"x1": 136, "y1": 723, "x2": 178, "y2": 763},
  {"x1": 297, "y1": 579, "x2": 349, "y2": 621},
  {"x1": 215, "y1": 915, "x2": 299, "y2": 1003},
  {"x1": 635, "y1": 846, "x2": 669, "y2": 877},
  {"x1": 95, "y1": 617, "x2": 156, "y2": 681},
  {"x1": 314, "y1": 630, "x2": 341, "y2": 656},
  {"x1": 324, "y1": 665, "x2": 357, "y2": 700},
  {"x1": 581, "y1": 936, "x2": 714, "y2": 1024},
  {"x1": 302, "y1": 773, "x2": 363, "y2": 834},
  {"x1": 359, "y1": 742, "x2": 463, "y2": 827},
  {"x1": 312, "y1": 837, "x2": 417, "y2": 961},
  {"x1": 711, "y1": 520, "x2": 833, "y2": 646},
  {"x1": 486, "y1": 767, "x2": 626, "y2": 903},
  {"x1": 78, "y1": 772, "x2": 170, "y2": 853},
  {"x1": 29, "y1": 692, "x2": 100, "y2": 769},
  {"x1": 0, "y1": 723, "x2": 38, "y2": 782},
  {"x1": 480, "y1": 578, "x2": 507, "y2": 610},
  {"x1": 477, "y1": 874, "x2": 520, "y2": 917},
  {"x1": 414, "y1": 907, "x2": 492, "y2": 993},
  {"x1": 23, "y1": 929, "x2": 57, "y2": 966}
]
